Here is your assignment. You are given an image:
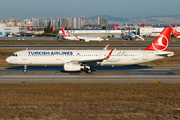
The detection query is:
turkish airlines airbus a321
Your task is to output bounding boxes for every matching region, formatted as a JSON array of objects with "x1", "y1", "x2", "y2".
[
  {"x1": 6, "y1": 26, "x2": 174, "y2": 73},
  {"x1": 61, "y1": 28, "x2": 104, "y2": 42}
]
